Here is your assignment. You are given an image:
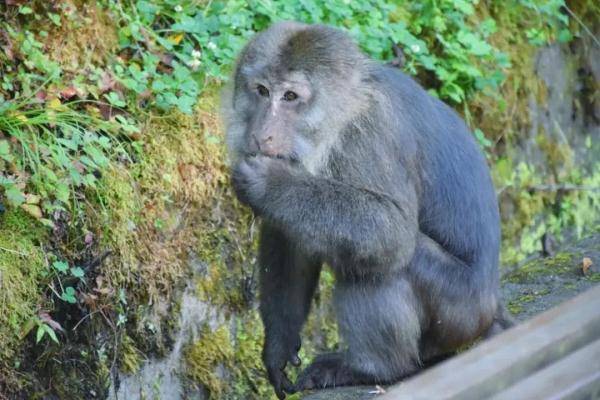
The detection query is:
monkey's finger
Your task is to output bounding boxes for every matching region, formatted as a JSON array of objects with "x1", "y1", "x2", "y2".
[
  {"x1": 281, "y1": 372, "x2": 296, "y2": 394},
  {"x1": 267, "y1": 365, "x2": 288, "y2": 399},
  {"x1": 289, "y1": 353, "x2": 301, "y2": 367},
  {"x1": 275, "y1": 387, "x2": 286, "y2": 400},
  {"x1": 276, "y1": 387, "x2": 286, "y2": 400},
  {"x1": 294, "y1": 373, "x2": 316, "y2": 391},
  {"x1": 269, "y1": 372, "x2": 286, "y2": 400}
]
